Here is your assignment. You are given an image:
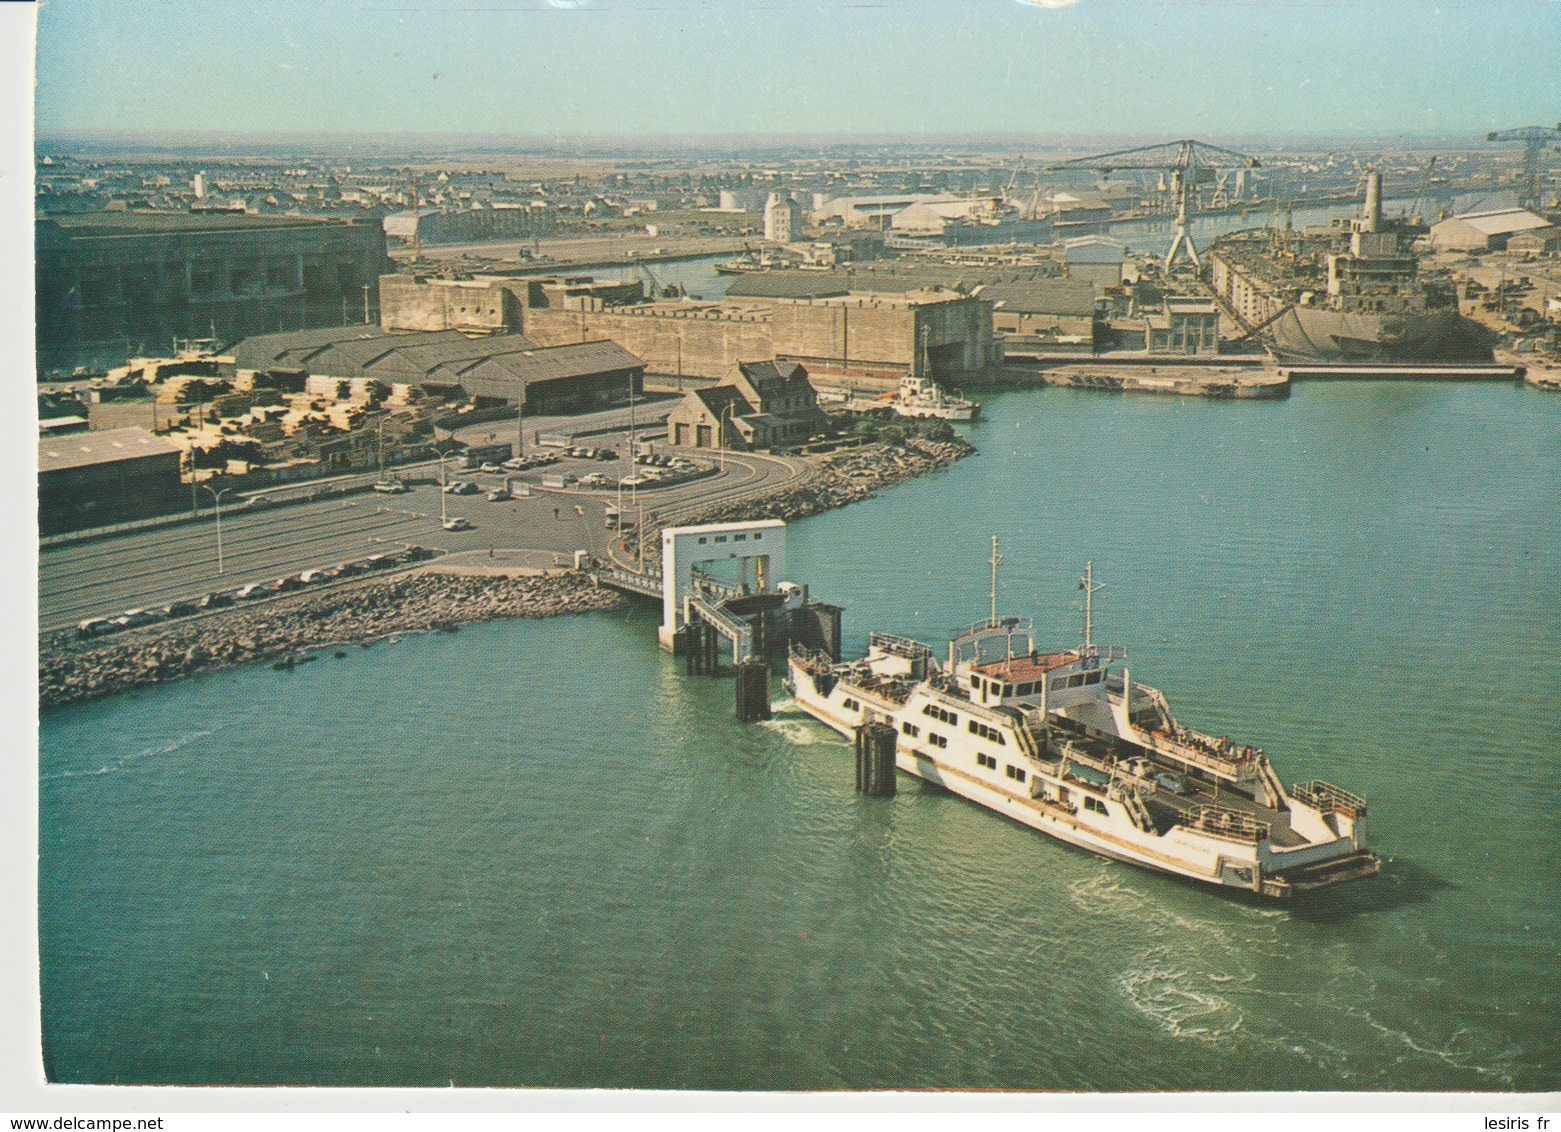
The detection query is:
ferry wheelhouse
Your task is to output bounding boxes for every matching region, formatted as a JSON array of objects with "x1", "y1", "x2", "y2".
[{"x1": 785, "y1": 560, "x2": 1380, "y2": 898}]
